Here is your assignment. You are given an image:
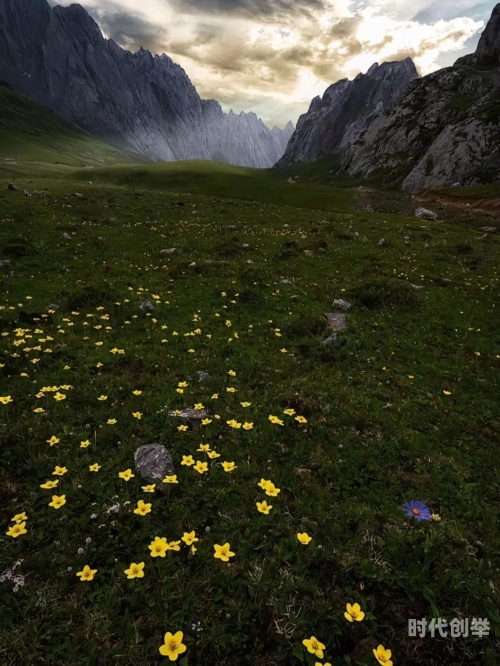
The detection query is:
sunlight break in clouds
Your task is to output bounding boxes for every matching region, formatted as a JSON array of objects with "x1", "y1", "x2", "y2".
[{"x1": 50, "y1": 0, "x2": 485, "y2": 127}]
